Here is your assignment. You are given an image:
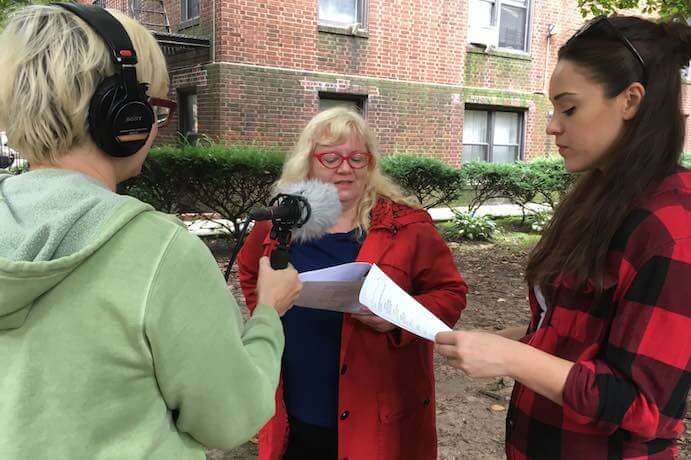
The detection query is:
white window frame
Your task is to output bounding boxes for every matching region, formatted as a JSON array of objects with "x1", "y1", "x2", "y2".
[
  {"x1": 467, "y1": 0, "x2": 531, "y2": 53},
  {"x1": 318, "y1": 0, "x2": 368, "y2": 30},
  {"x1": 462, "y1": 106, "x2": 525, "y2": 163},
  {"x1": 181, "y1": 0, "x2": 200, "y2": 22}
]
